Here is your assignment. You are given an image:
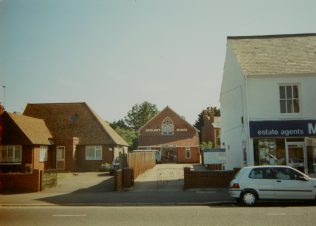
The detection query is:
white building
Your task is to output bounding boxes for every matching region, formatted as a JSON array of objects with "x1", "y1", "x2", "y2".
[{"x1": 220, "y1": 34, "x2": 316, "y2": 174}]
